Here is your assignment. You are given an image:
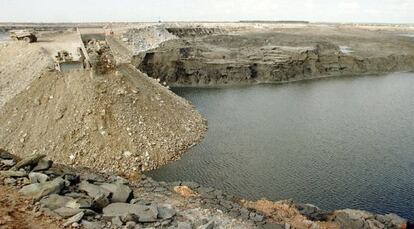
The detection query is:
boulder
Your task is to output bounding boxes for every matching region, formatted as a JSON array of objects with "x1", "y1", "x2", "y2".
[
  {"x1": 32, "y1": 159, "x2": 53, "y2": 172},
  {"x1": 63, "y1": 212, "x2": 84, "y2": 227},
  {"x1": 157, "y1": 205, "x2": 176, "y2": 220},
  {"x1": 92, "y1": 193, "x2": 110, "y2": 210},
  {"x1": 3, "y1": 178, "x2": 17, "y2": 186},
  {"x1": 100, "y1": 182, "x2": 133, "y2": 203},
  {"x1": 64, "y1": 197, "x2": 93, "y2": 209},
  {"x1": 384, "y1": 213, "x2": 407, "y2": 227},
  {"x1": 11, "y1": 154, "x2": 46, "y2": 171},
  {"x1": 29, "y1": 172, "x2": 49, "y2": 183},
  {"x1": 78, "y1": 181, "x2": 111, "y2": 199},
  {"x1": 111, "y1": 216, "x2": 124, "y2": 226},
  {"x1": 19, "y1": 177, "x2": 65, "y2": 200},
  {"x1": 174, "y1": 186, "x2": 198, "y2": 198},
  {"x1": 81, "y1": 220, "x2": 105, "y2": 229},
  {"x1": 54, "y1": 207, "x2": 84, "y2": 218},
  {"x1": 103, "y1": 203, "x2": 158, "y2": 223},
  {"x1": 39, "y1": 194, "x2": 75, "y2": 210},
  {"x1": 0, "y1": 149, "x2": 14, "y2": 160},
  {"x1": 334, "y1": 209, "x2": 374, "y2": 228}
]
